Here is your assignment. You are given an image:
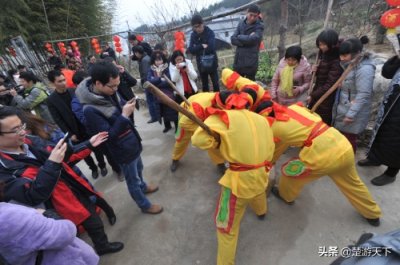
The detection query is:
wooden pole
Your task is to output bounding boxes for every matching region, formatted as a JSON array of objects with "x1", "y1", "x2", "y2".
[
  {"x1": 143, "y1": 81, "x2": 220, "y2": 142},
  {"x1": 310, "y1": 53, "x2": 363, "y2": 113},
  {"x1": 162, "y1": 74, "x2": 191, "y2": 107}
]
